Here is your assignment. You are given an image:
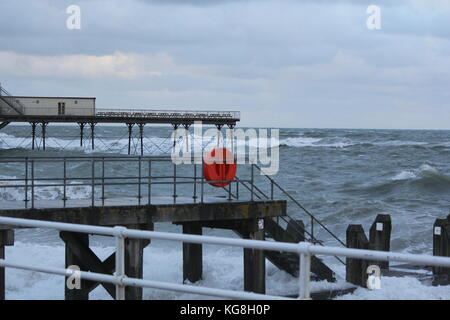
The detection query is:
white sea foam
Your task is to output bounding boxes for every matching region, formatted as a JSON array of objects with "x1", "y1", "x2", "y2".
[
  {"x1": 0, "y1": 175, "x2": 97, "y2": 201},
  {"x1": 5, "y1": 242, "x2": 449, "y2": 300},
  {"x1": 280, "y1": 137, "x2": 354, "y2": 148},
  {"x1": 392, "y1": 171, "x2": 417, "y2": 181},
  {"x1": 337, "y1": 276, "x2": 450, "y2": 300},
  {"x1": 391, "y1": 164, "x2": 439, "y2": 181}
]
